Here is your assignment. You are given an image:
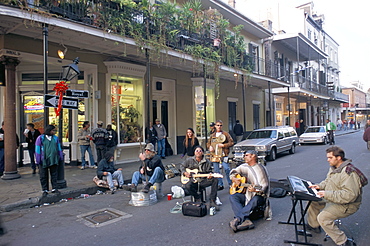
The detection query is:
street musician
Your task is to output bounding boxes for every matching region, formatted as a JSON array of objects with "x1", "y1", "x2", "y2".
[
  {"x1": 181, "y1": 146, "x2": 220, "y2": 210},
  {"x1": 229, "y1": 150, "x2": 270, "y2": 232},
  {"x1": 206, "y1": 120, "x2": 234, "y2": 190}
]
